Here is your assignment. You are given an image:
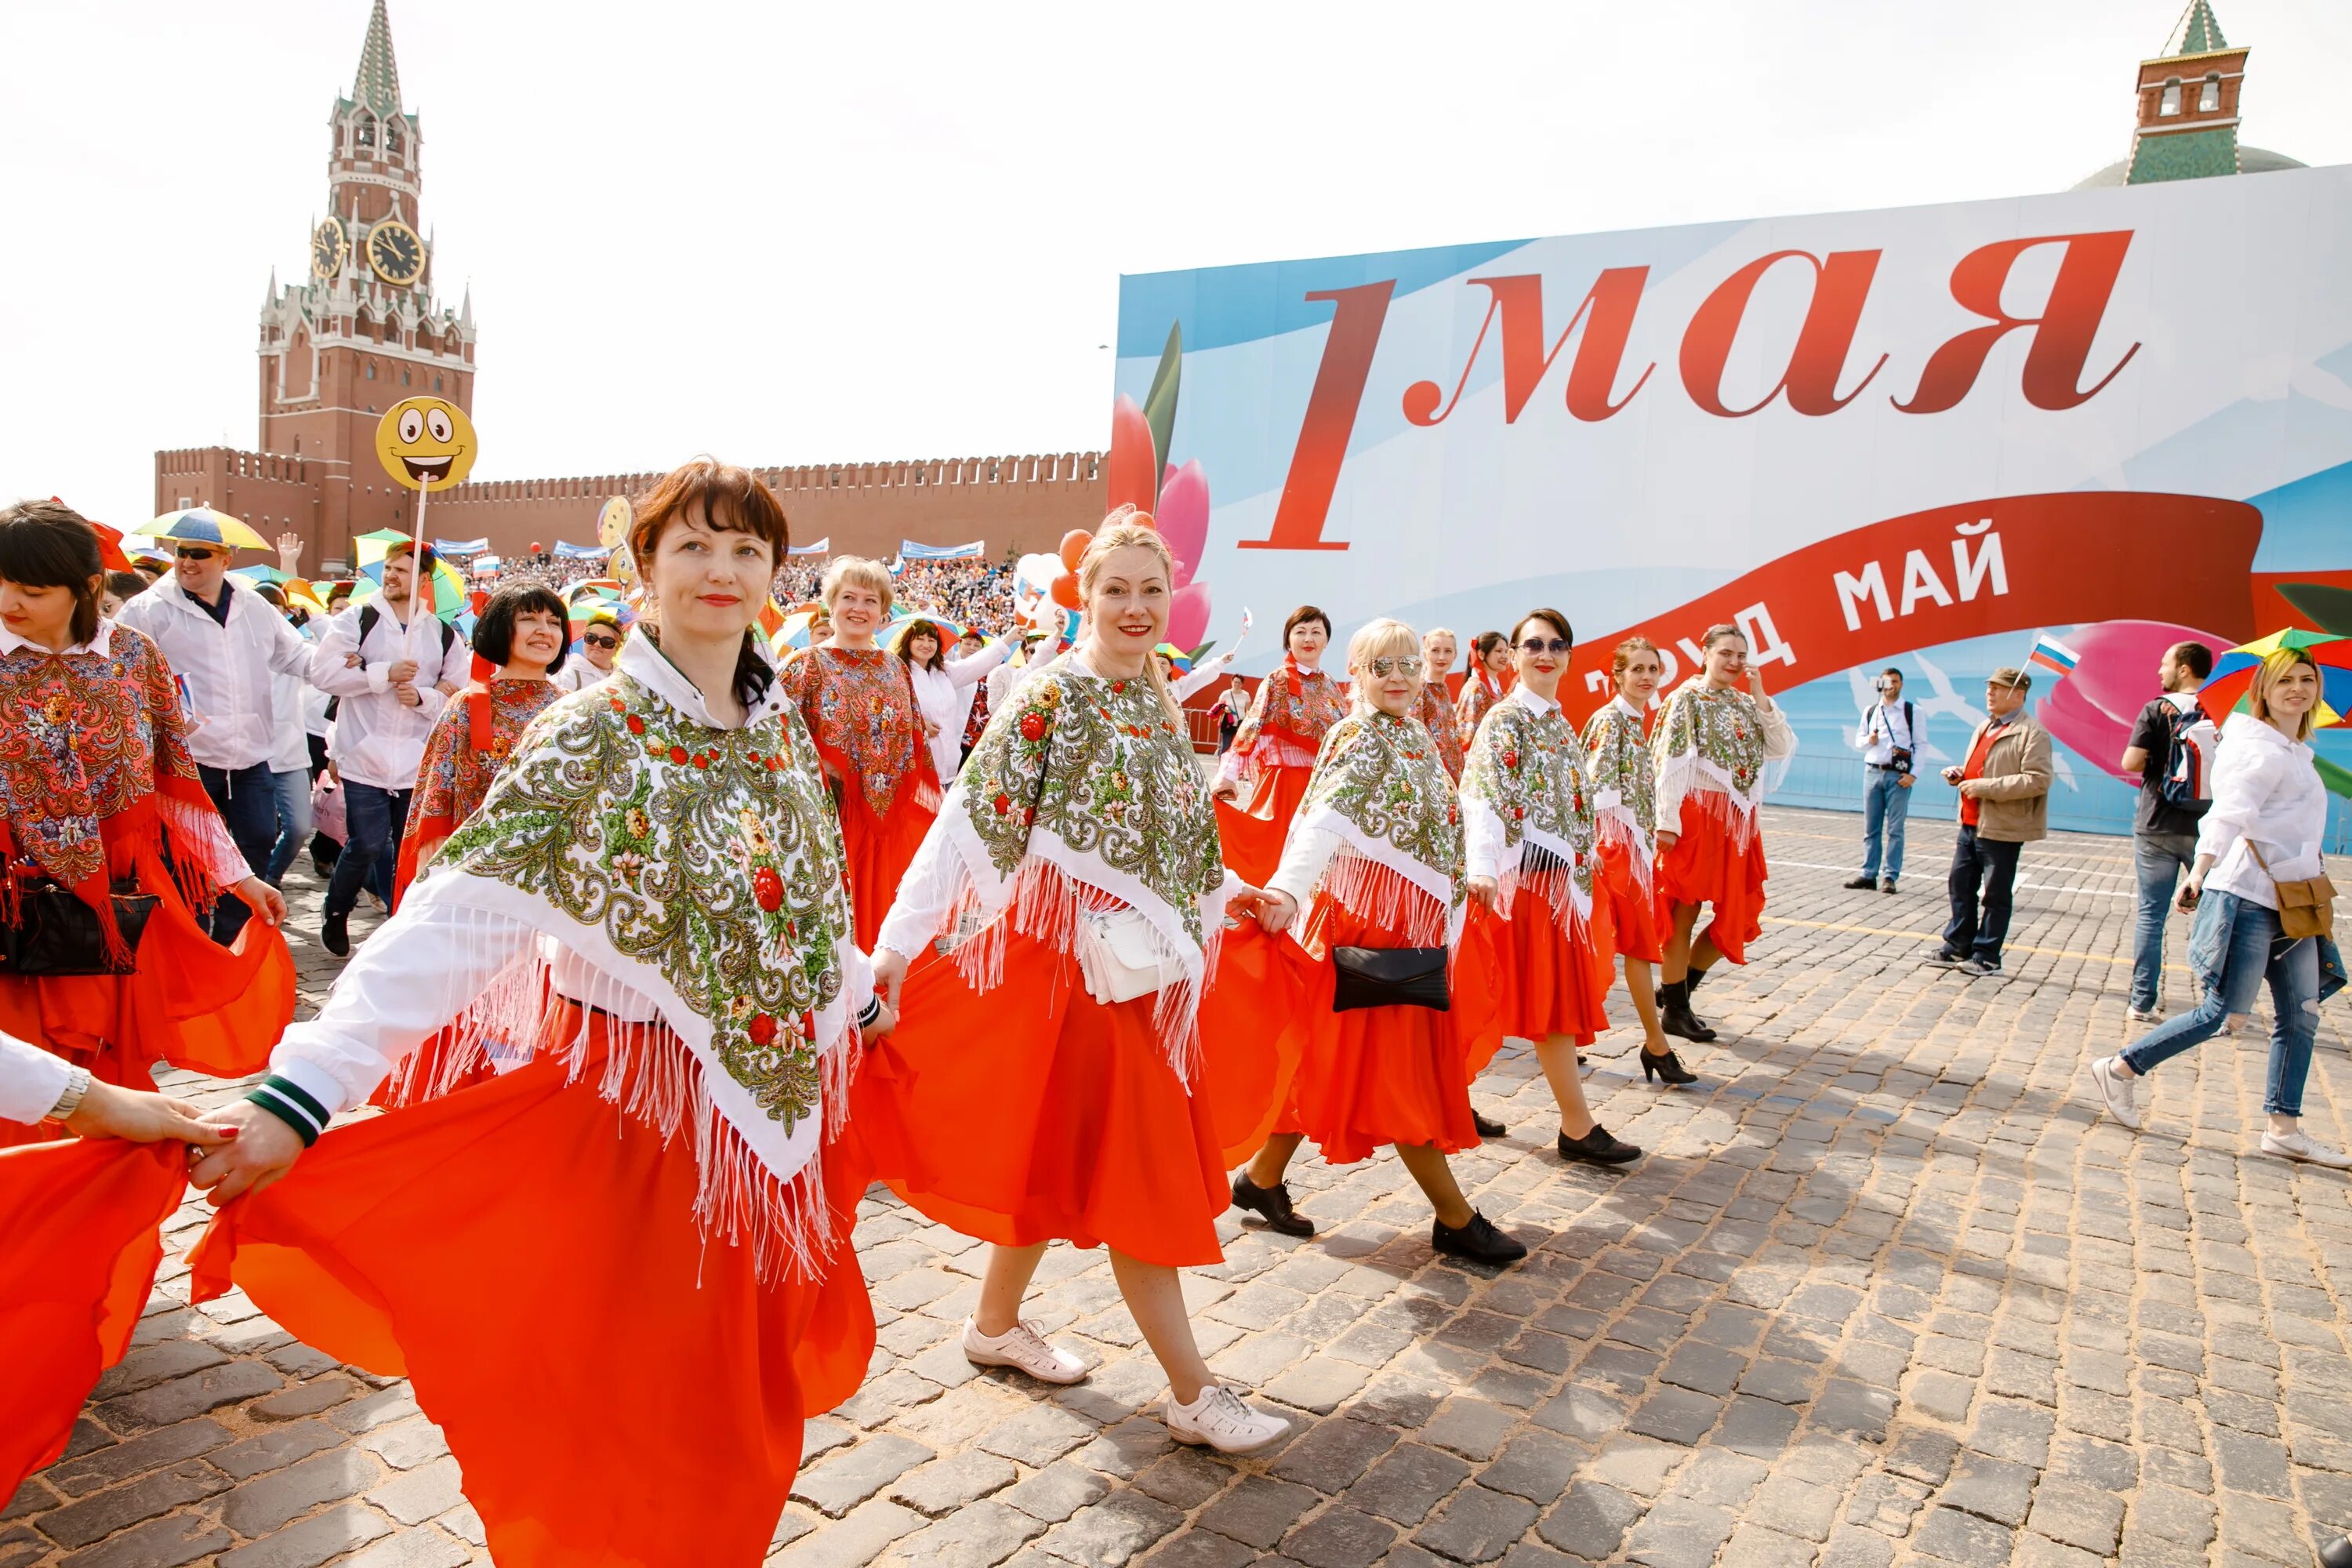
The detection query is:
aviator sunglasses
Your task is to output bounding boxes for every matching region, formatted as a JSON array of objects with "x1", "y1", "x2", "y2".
[{"x1": 1518, "y1": 636, "x2": 1571, "y2": 655}]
